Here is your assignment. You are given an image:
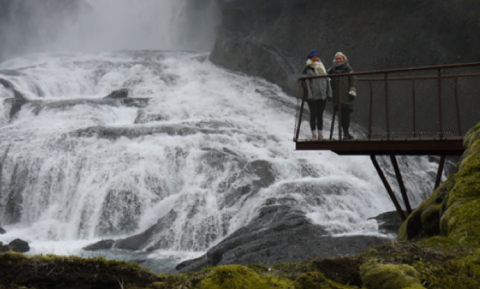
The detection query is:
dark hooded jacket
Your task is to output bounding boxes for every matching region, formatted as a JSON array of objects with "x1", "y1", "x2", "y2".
[{"x1": 328, "y1": 63, "x2": 357, "y2": 106}]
